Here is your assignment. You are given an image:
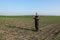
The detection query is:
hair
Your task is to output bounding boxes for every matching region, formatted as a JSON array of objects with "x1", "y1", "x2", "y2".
[{"x1": 36, "y1": 12, "x2": 38, "y2": 16}]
